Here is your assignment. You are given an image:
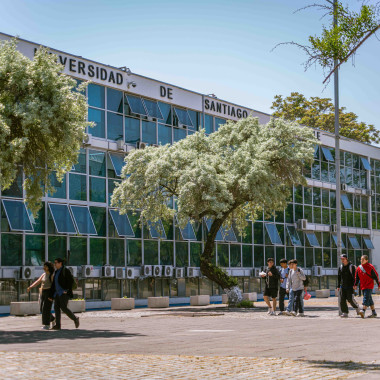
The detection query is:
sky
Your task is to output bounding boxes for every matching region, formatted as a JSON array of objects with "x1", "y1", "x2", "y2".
[{"x1": 1, "y1": 0, "x2": 379, "y2": 127}]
